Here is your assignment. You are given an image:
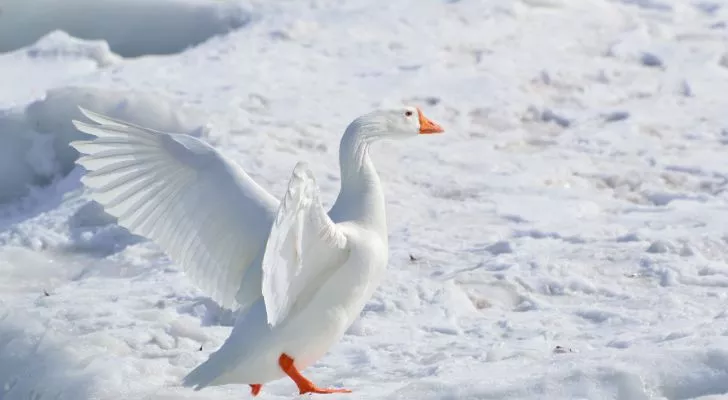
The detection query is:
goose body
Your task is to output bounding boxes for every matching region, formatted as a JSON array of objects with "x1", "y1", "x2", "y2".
[
  {"x1": 187, "y1": 222, "x2": 387, "y2": 387},
  {"x1": 70, "y1": 106, "x2": 443, "y2": 395}
]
